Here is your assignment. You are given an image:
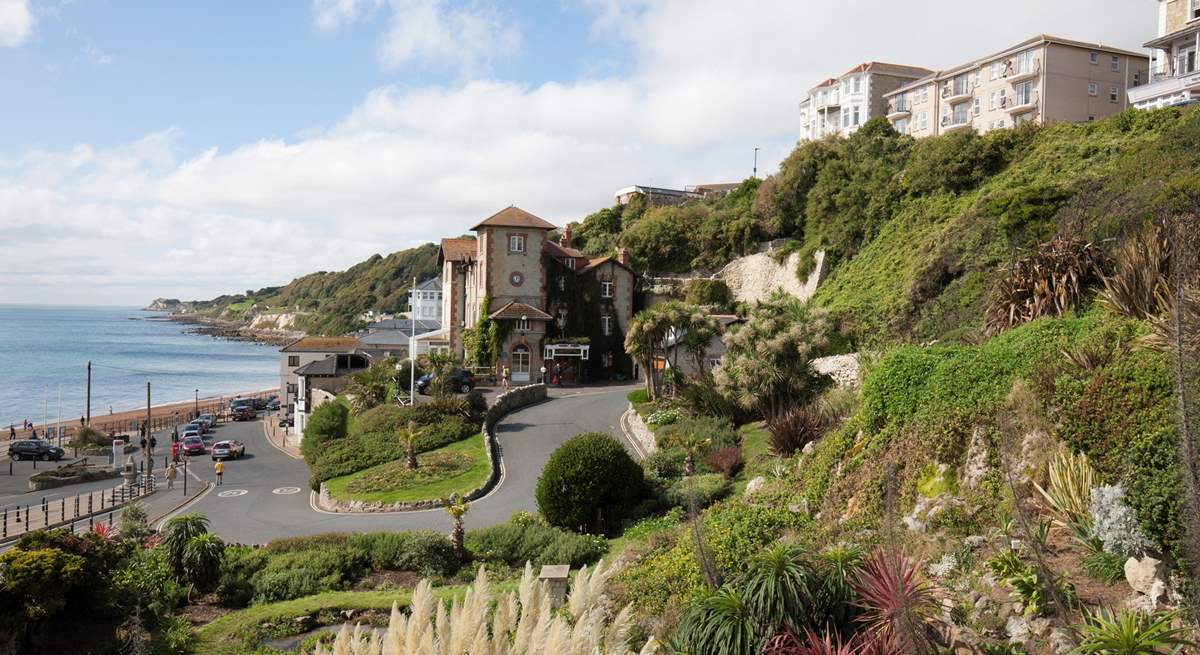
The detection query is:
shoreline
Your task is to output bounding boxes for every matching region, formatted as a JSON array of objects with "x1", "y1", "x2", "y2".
[
  {"x1": 6, "y1": 387, "x2": 279, "y2": 441},
  {"x1": 159, "y1": 312, "x2": 303, "y2": 347}
]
